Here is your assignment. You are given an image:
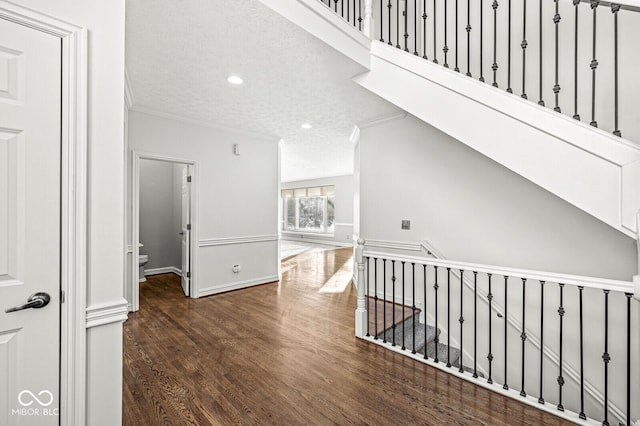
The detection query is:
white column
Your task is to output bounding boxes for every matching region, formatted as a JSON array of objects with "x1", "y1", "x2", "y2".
[
  {"x1": 363, "y1": 0, "x2": 375, "y2": 39},
  {"x1": 635, "y1": 211, "x2": 640, "y2": 301},
  {"x1": 355, "y1": 238, "x2": 367, "y2": 337}
]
